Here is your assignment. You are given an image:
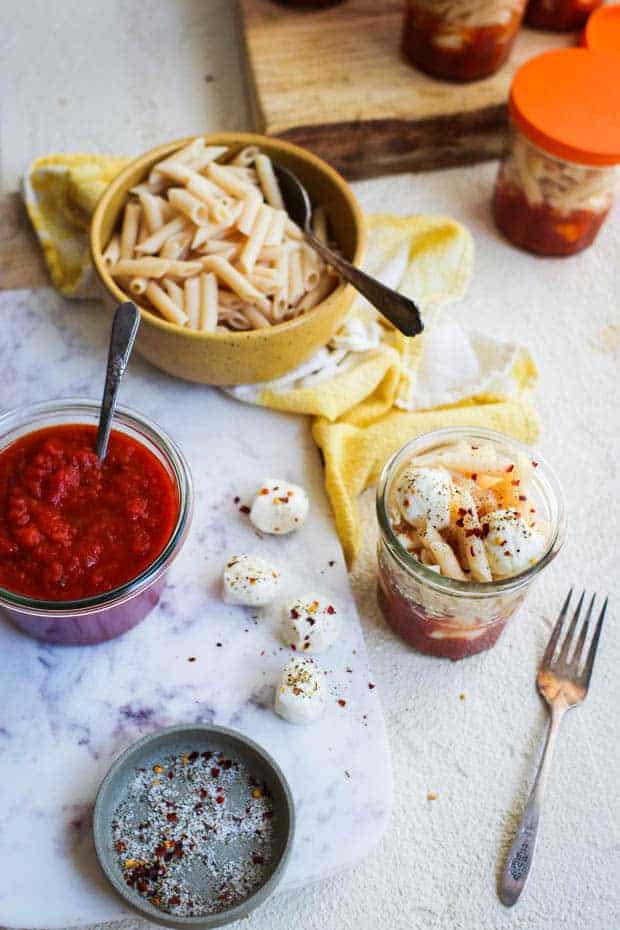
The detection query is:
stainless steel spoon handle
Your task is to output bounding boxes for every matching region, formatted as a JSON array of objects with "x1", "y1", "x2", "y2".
[
  {"x1": 305, "y1": 230, "x2": 423, "y2": 337},
  {"x1": 96, "y1": 301, "x2": 141, "y2": 460},
  {"x1": 500, "y1": 703, "x2": 565, "y2": 907}
]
